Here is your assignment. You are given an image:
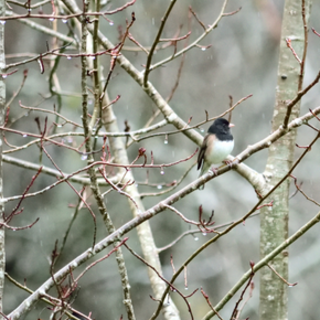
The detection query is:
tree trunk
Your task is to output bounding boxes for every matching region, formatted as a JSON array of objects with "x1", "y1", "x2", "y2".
[
  {"x1": 0, "y1": 0, "x2": 5, "y2": 312},
  {"x1": 259, "y1": 1, "x2": 312, "y2": 319}
]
